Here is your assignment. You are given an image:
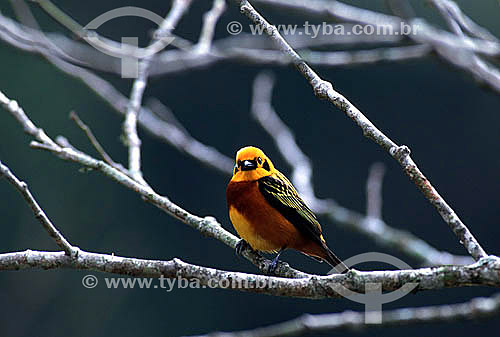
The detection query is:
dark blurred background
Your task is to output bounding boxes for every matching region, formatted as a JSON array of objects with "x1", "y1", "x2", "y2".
[{"x1": 0, "y1": 1, "x2": 499, "y2": 336}]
